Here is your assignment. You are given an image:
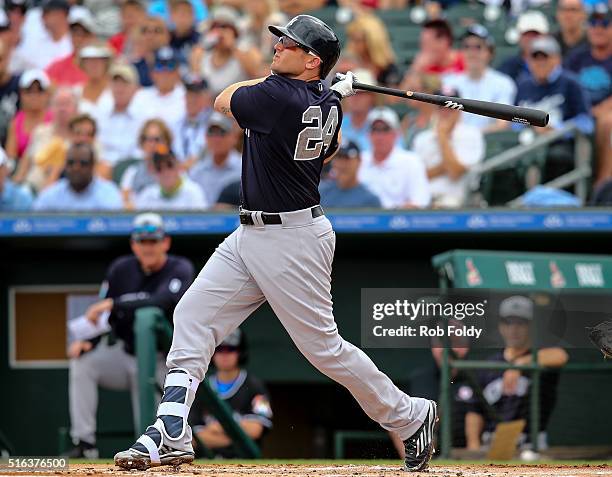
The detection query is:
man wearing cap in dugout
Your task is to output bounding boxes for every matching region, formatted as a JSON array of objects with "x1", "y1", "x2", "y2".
[
  {"x1": 63, "y1": 213, "x2": 194, "y2": 458},
  {"x1": 461, "y1": 295, "x2": 568, "y2": 452}
]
